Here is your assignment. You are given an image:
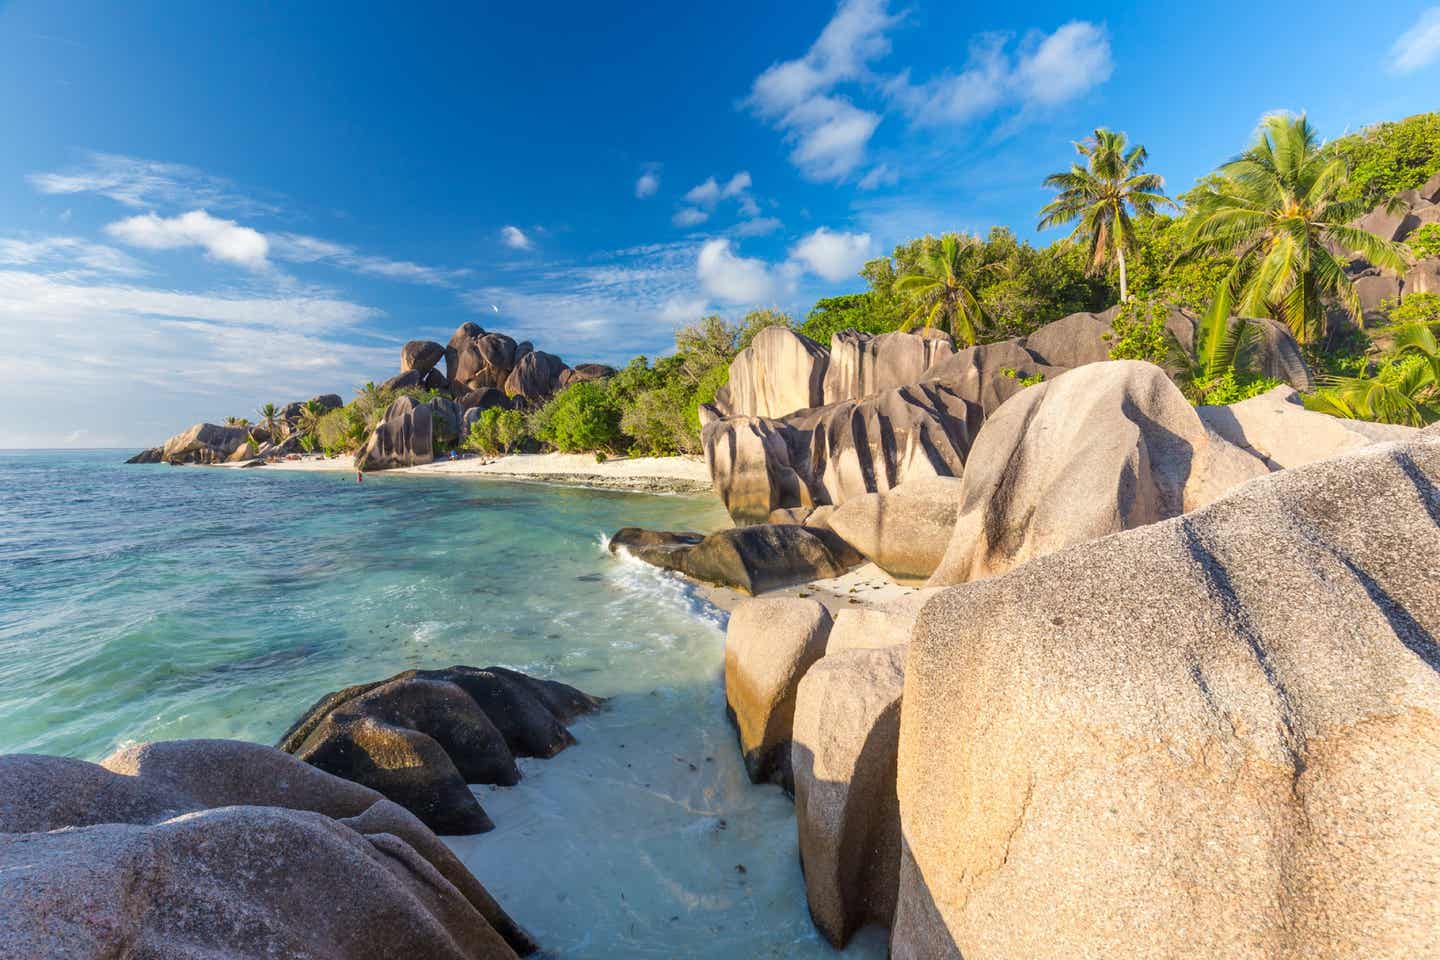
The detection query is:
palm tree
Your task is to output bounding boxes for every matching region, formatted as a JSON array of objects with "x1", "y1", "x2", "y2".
[
  {"x1": 1180, "y1": 112, "x2": 1409, "y2": 345},
  {"x1": 1306, "y1": 324, "x2": 1440, "y2": 425},
  {"x1": 1165, "y1": 307, "x2": 1265, "y2": 403},
  {"x1": 893, "y1": 234, "x2": 987, "y2": 345},
  {"x1": 295, "y1": 400, "x2": 326, "y2": 444},
  {"x1": 257, "y1": 402, "x2": 280, "y2": 440},
  {"x1": 1038, "y1": 128, "x2": 1175, "y2": 302}
]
